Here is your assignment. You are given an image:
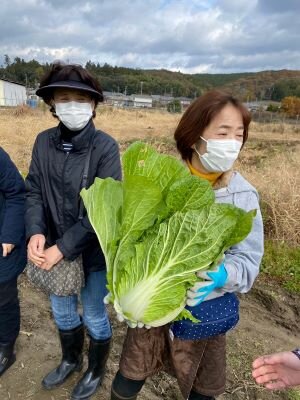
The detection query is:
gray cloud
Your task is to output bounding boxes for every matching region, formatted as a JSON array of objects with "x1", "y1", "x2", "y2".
[
  {"x1": 0, "y1": 0, "x2": 299, "y2": 72},
  {"x1": 256, "y1": 0, "x2": 300, "y2": 14}
]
